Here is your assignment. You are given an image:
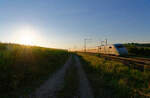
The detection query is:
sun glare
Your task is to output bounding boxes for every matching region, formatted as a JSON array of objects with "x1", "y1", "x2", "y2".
[
  {"x1": 19, "y1": 34, "x2": 34, "y2": 45},
  {"x1": 15, "y1": 26, "x2": 37, "y2": 45},
  {"x1": 13, "y1": 25, "x2": 47, "y2": 46}
]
